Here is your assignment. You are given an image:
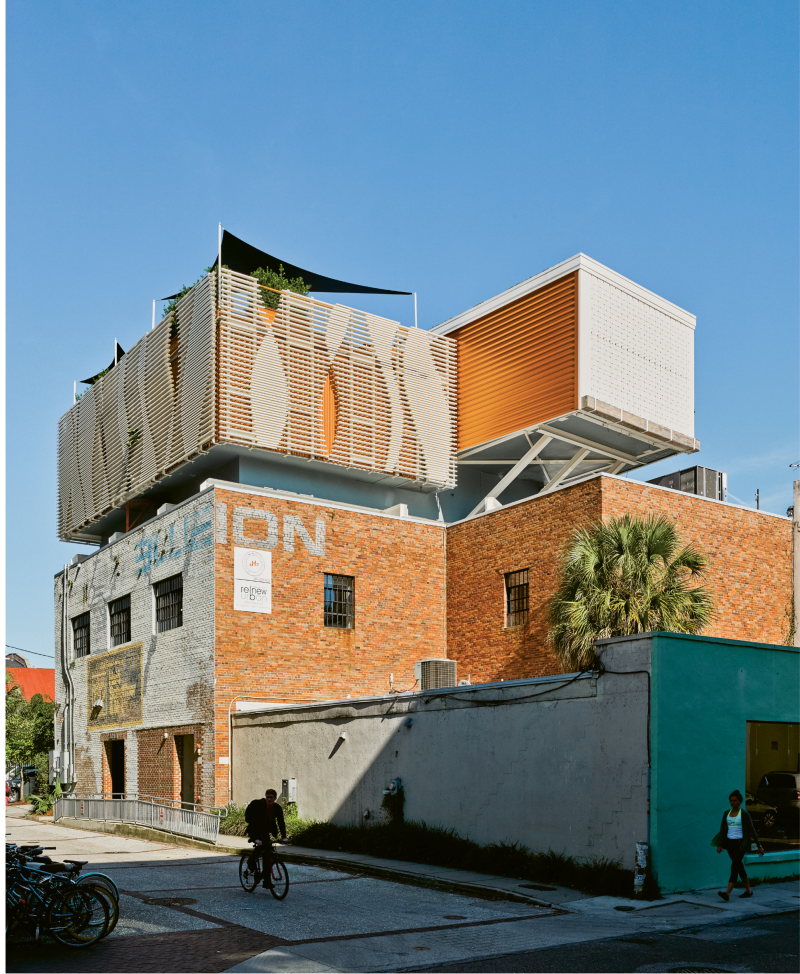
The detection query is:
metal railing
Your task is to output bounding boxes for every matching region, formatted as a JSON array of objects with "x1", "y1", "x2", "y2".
[{"x1": 53, "y1": 792, "x2": 228, "y2": 844}]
